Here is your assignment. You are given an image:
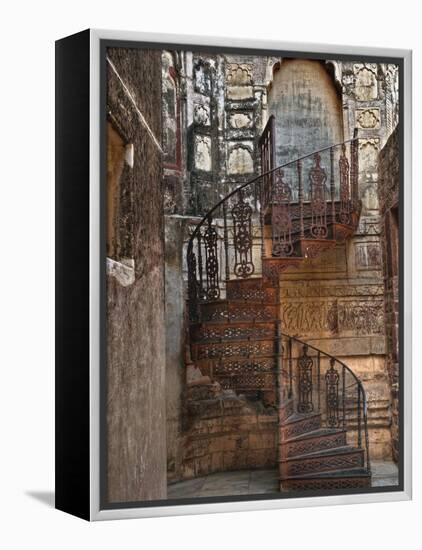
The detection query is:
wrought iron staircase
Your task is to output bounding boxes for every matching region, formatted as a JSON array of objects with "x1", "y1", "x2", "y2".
[{"x1": 186, "y1": 117, "x2": 371, "y2": 491}]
